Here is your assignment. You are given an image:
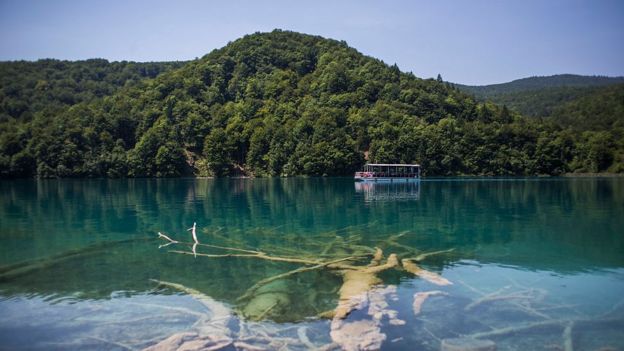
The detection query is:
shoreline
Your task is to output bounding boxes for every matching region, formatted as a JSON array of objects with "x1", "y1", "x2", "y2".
[
  {"x1": 2, "y1": 173, "x2": 624, "y2": 180},
  {"x1": 561, "y1": 173, "x2": 624, "y2": 177}
]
